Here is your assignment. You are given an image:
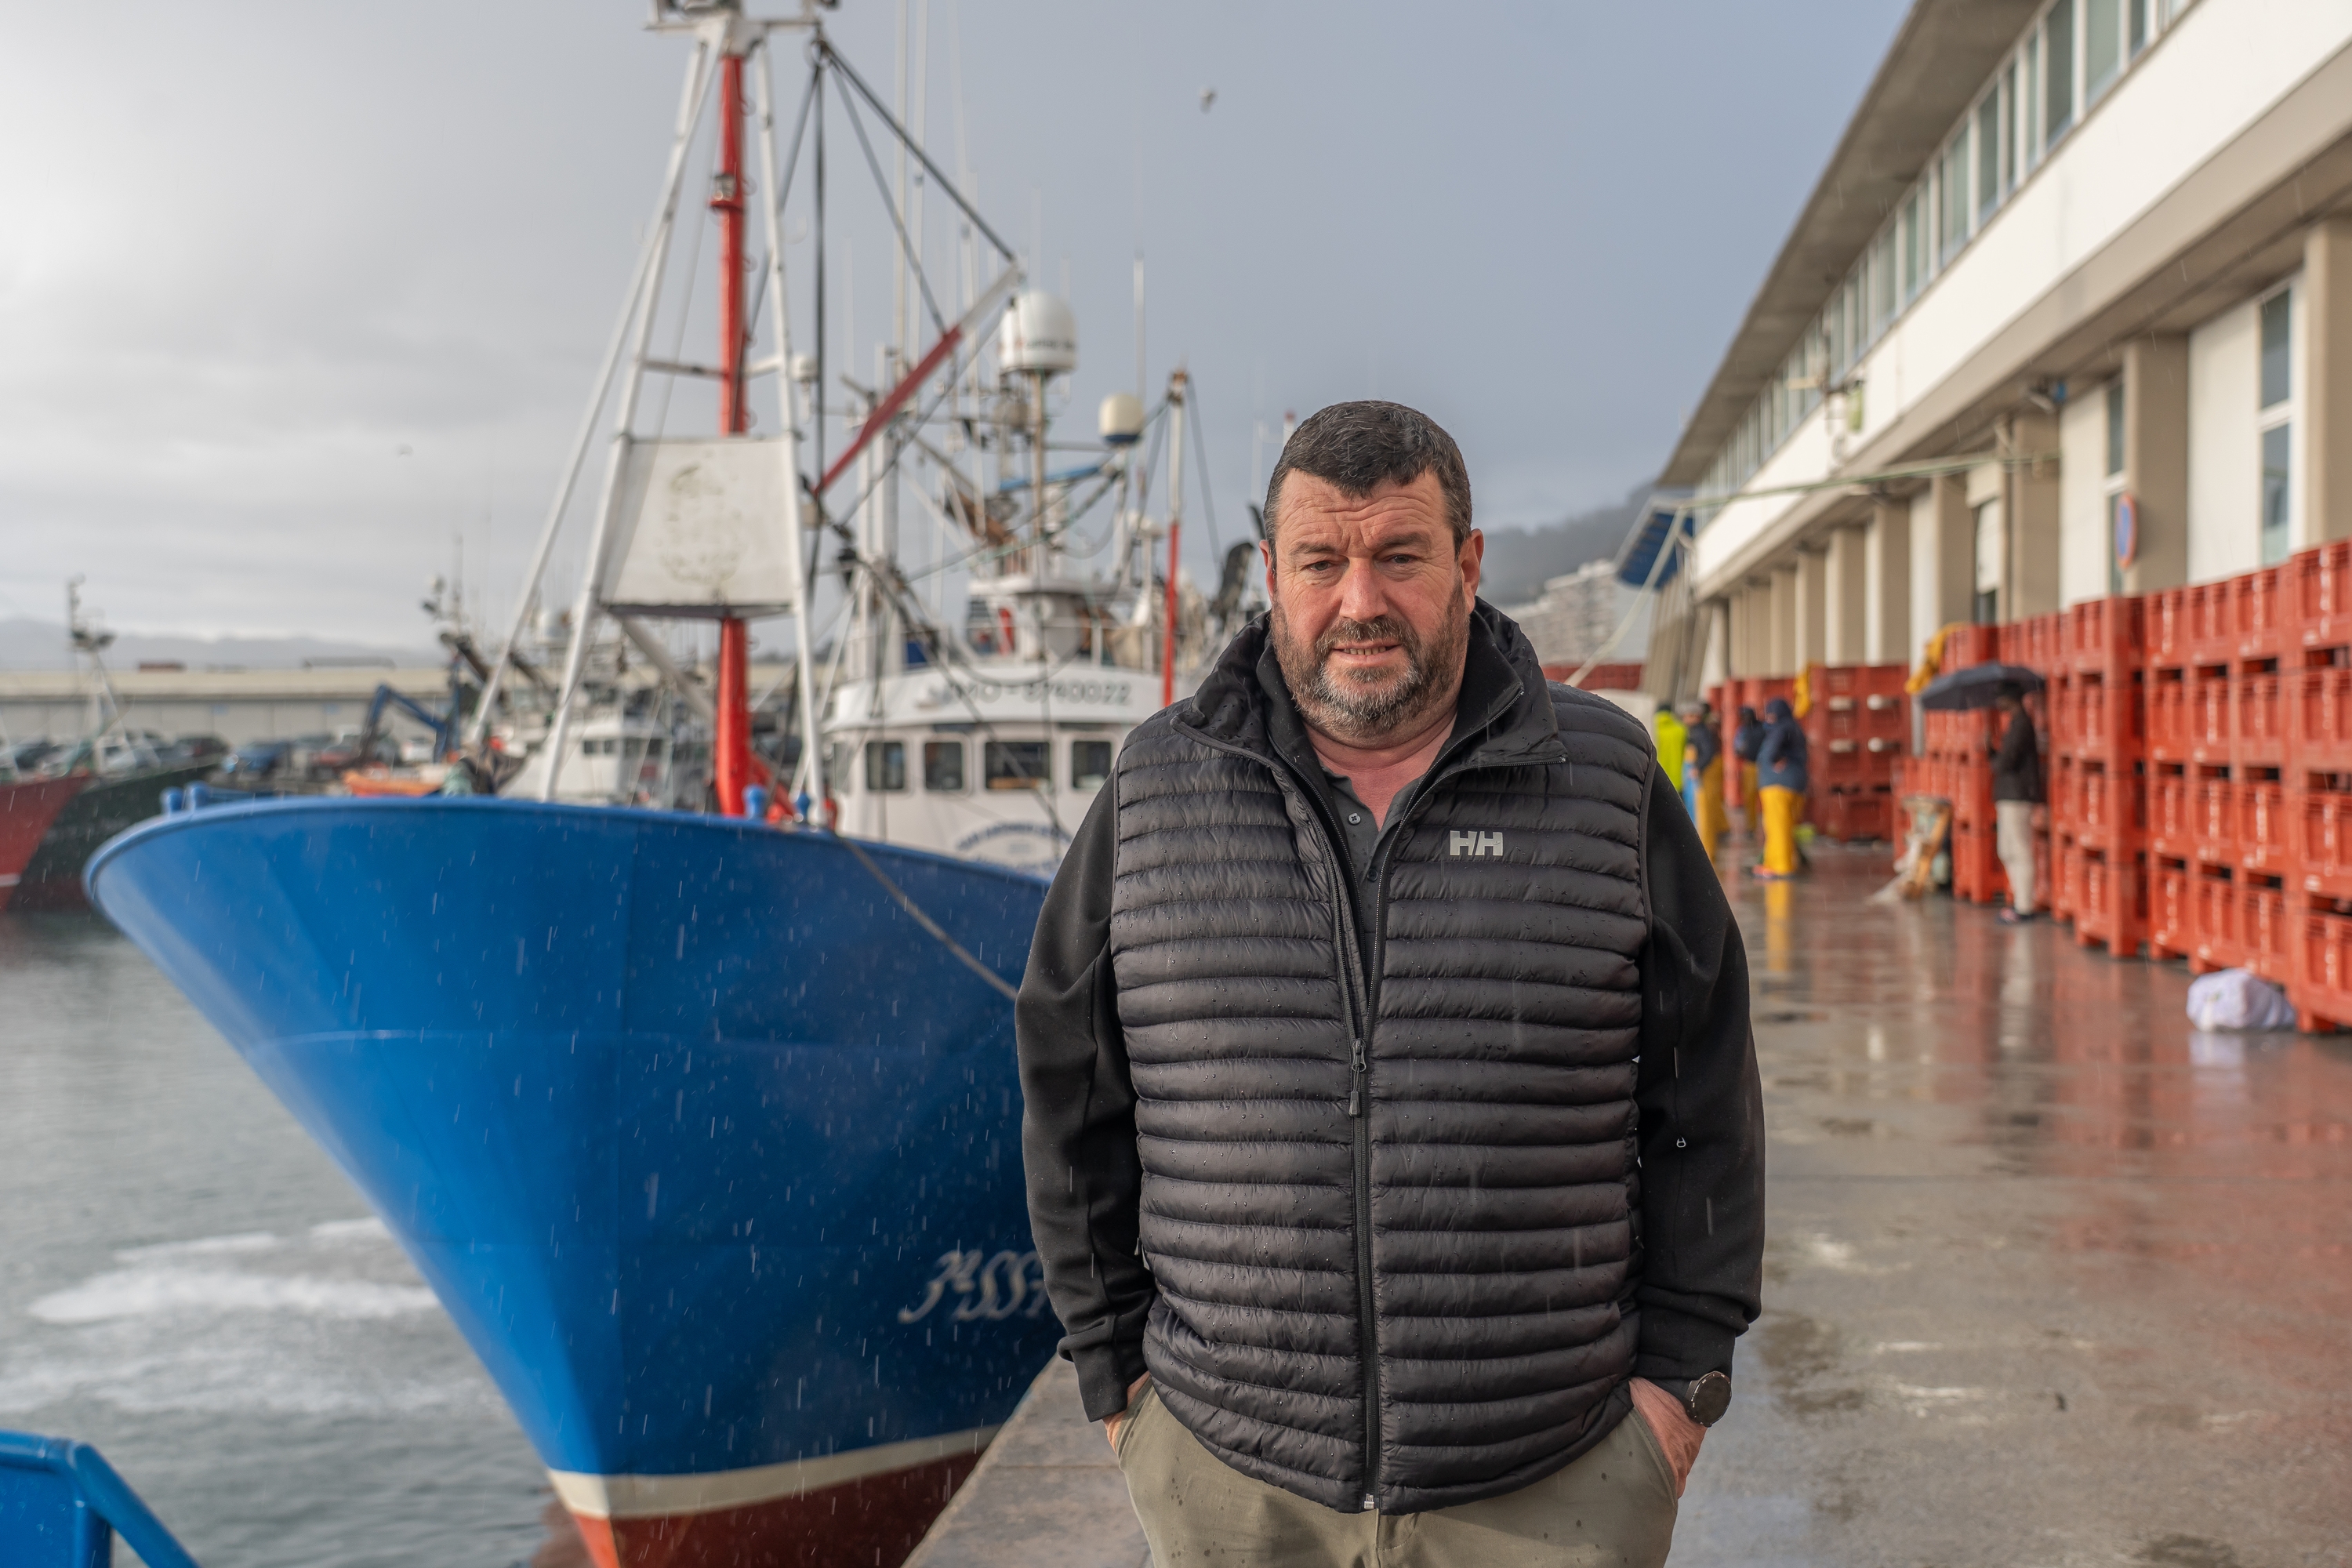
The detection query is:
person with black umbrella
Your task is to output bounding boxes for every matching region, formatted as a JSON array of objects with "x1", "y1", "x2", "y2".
[{"x1": 1991, "y1": 687, "x2": 2042, "y2": 924}]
